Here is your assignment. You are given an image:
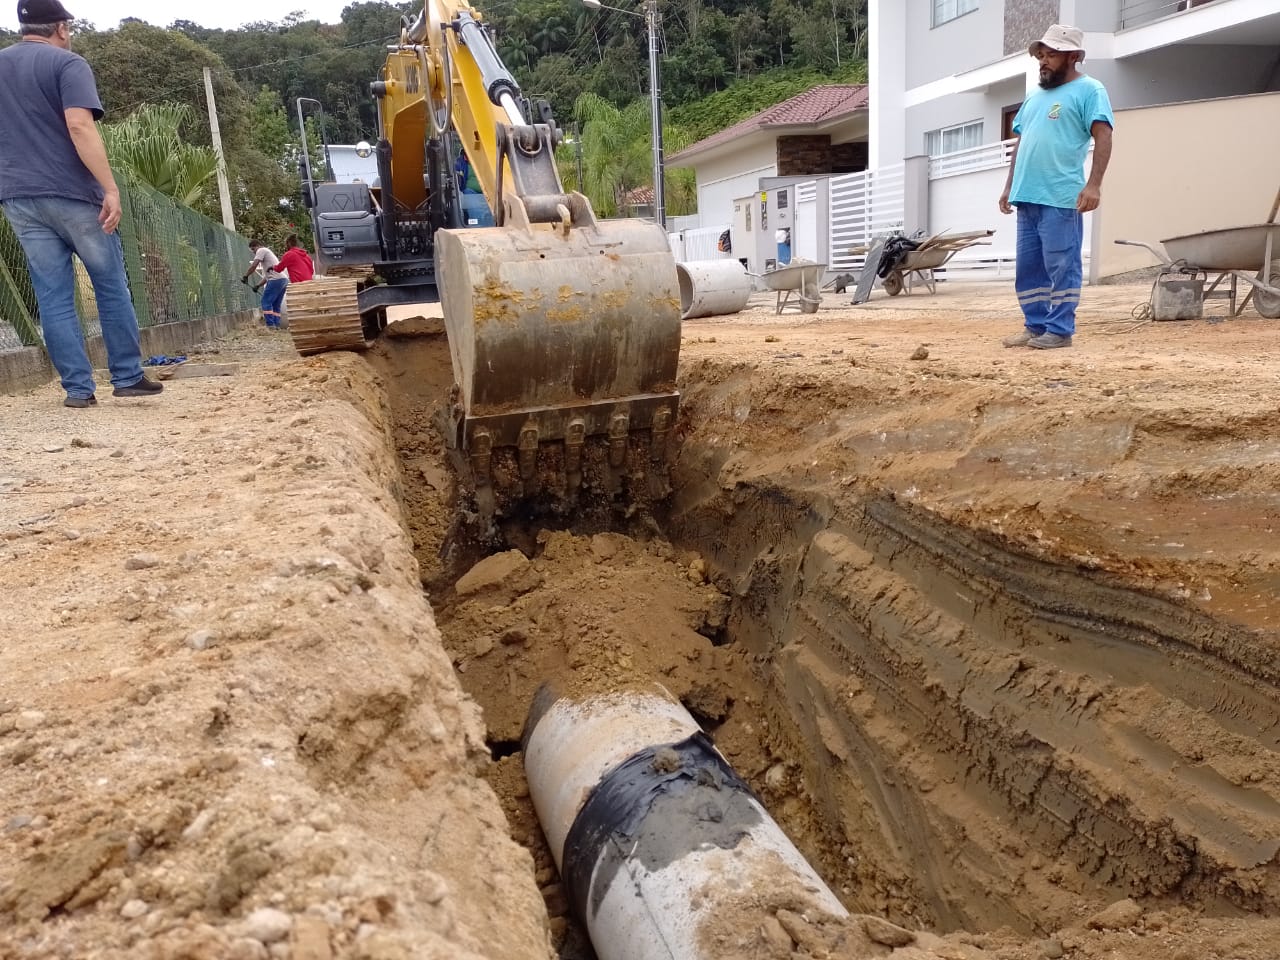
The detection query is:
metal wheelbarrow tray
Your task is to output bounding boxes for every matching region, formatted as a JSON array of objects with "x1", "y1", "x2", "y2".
[
  {"x1": 757, "y1": 260, "x2": 827, "y2": 314},
  {"x1": 1160, "y1": 223, "x2": 1280, "y2": 271}
]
